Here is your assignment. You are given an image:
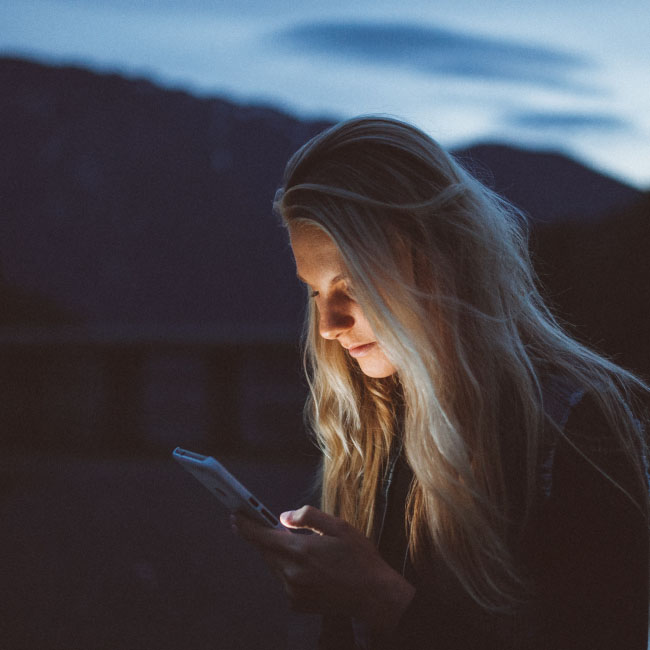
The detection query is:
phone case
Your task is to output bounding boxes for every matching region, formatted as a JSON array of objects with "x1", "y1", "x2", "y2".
[{"x1": 173, "y1": 447, "x2": 280, "y2": 528}]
